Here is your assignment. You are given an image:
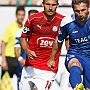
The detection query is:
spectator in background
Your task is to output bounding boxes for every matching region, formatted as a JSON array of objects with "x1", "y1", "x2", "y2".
[
  {"x1": 0, "y1": 0, "x2": 16, "y2": 5},
  {"x1": 32, "y1": 0, "x2": 42, "y2": 5},
  {"x1": 17, "y1": 0, "x2": 42, "y2": 6},
  {"x1": 14, "y1": 9, "x2": 39, "y2": 90},
  {"x1": 8, "y1": 0, "x2": 16, "y2": 5},
  {"x1": 1, "y1": 6, "x2": 25, "y2": 78},
  {"x1": 17, "y1": 0, "x2": 32, "y2": 5}
]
